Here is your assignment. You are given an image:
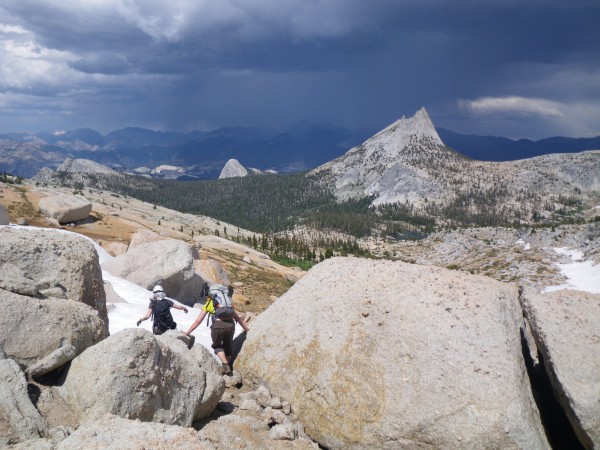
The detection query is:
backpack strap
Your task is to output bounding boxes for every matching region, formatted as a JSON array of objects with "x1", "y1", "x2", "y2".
[{"x1": 202, "y1": 298, "x2": 215, "y2": 326}]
